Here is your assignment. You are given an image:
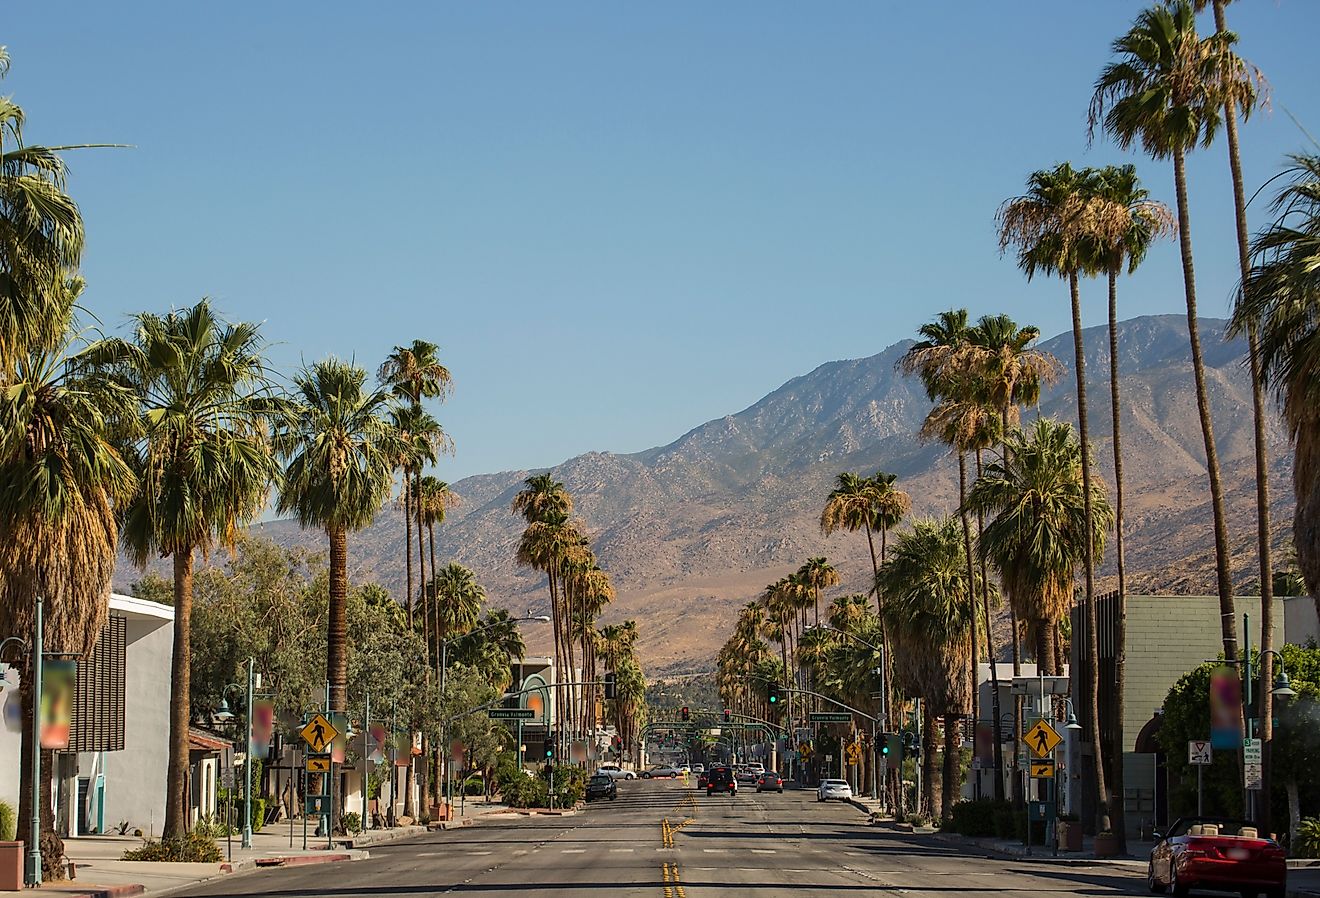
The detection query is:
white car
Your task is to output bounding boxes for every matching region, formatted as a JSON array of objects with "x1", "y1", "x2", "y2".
[
  {"x1": 817, "y1": 779, "x2": 853, "y2": 802},
  {"x1": 595, "y1": 764, "x2": 636, "y2": 781}
]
